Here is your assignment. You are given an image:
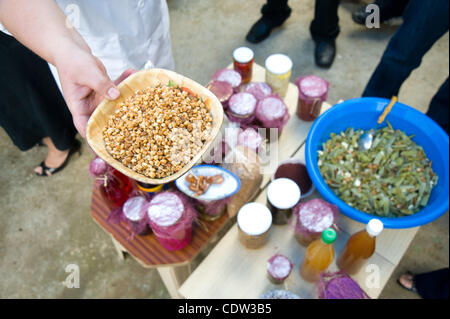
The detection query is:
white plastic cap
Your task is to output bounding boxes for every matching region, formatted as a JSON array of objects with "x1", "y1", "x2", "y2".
[
  {"x1": 233, "y1": 47, "x2": 254, "y2": 63},
  {"x1": 267, "y1": 178, "x2": 301, "y2": 209},
  {"x1": 237, "y1": 202, "x2": 272, "y2": 236},
  {"x1": 366, "y1": 219, "x2": 384, "y2": 237},
  {"x1": 265, "y1": 54, "x2": 293, "y2": 75}
]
